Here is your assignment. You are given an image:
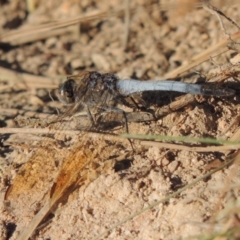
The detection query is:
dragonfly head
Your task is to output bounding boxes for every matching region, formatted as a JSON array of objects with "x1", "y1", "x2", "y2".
[{"x1": 57, "y1": 79, "x2": 77, "y2": 104}]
